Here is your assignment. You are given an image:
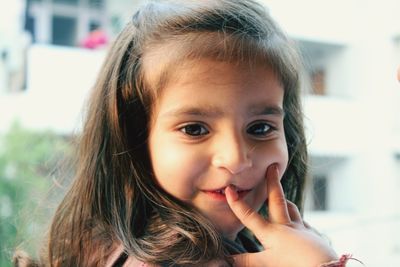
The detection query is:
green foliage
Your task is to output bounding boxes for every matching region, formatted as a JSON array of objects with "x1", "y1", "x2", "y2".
[{"x1": 0, "y1": 122, "x2": 72, "y2": 267}]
